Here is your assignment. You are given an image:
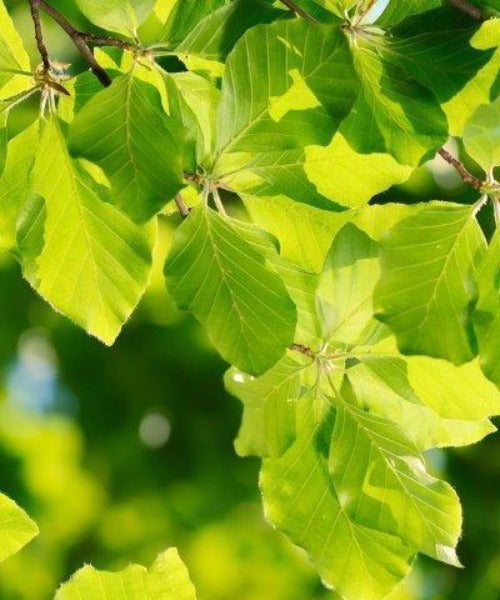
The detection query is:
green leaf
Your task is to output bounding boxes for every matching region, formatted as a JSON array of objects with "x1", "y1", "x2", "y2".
[
  {"x1": 164, "y1": 0, "x2": 283, "y2": 65},
  {"x1": 443, "y1": 18, "x2": 500, "y2": 135},
  {"x1": 157, "y1": 0, "x2": 227, "y2": 48},
  {"x1": 68, "y1": 71, "x2": 186, "y2": 223},
  {"x1": 16, "y1": 193, "x2": 47, "y2": 280},
  {"x1": 225, "y1": 216, "x2": 323, "y2": 347},
  {"x1": 375, "y1": 204, "x2": 486, "y2": 365},
  {"x1": 473, "y1": 231, "x2": 500, "y2": 384},
  {"x1": 304, "y1": 132, "x2": 412, "y2": 208},
  {"x1": 281, "y1": 0, "x2": 339, "y2": 22},
  {"x1": 463, "y1": 97, "x2": 500, "y2": 171},
  {"x1": 227, "y1": 197, "x2": 500, "y2": 599},
  {"x1": 346, "y1": 37, "x2": 448, "y2": 166},
  {"x1": 226, "y1": 354, "x2": 304, "y2": 458},
  {"x1": 0, "y1": 493, "x2": 38, "y2": 563},
  {"x1": 328, "y1": 380, "x2": 462, "y2": 566},
  {"x1": 212, "y1": 18, "x2": 358, "y2": 207},
  {"x1": 375, "y1": 0, "x2": 441, "y2": 26},
  {"x1": 348, "y1": 350, "x2": 497, "y2": 451},
  {"x1": 405, "y1": 352, "x2": 500, "y2": 421},
  {"x1": 26, "y1": 117, "x2": 156, "y2": 345},
  {"x1": 243, "y1": 193, "x2": 354, "y2": 272},
  {"x1": 75, "y1": 0, "x2": 155, "y2": 37},
  {"x1": 0, "y1": 122, "x2": 38, "y2": 251},
  {"x1": 165, "y1": 204, "x2": 297, "y2": 375},
  {"x1": 317, "y1": 224, "x2": 381, "y2": 345},
  {"x1": 55, "y1": 548, "x2": 196, "y2": 599},
  {"x1": 0, "y1": 0, "x2": 30, "y2": 90},
  {"x1": 163, "y1": 72, "x2": 220, "y2": 165},
  {"x1": 261, "y1": 394, "x2": 414, "y2": 600},
  {"x1": 321, "y1": 224, "x2": 498, "y2": 450},
  {"x1": 385, "y1": 8, "x2": 494, "y2": 105}
]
